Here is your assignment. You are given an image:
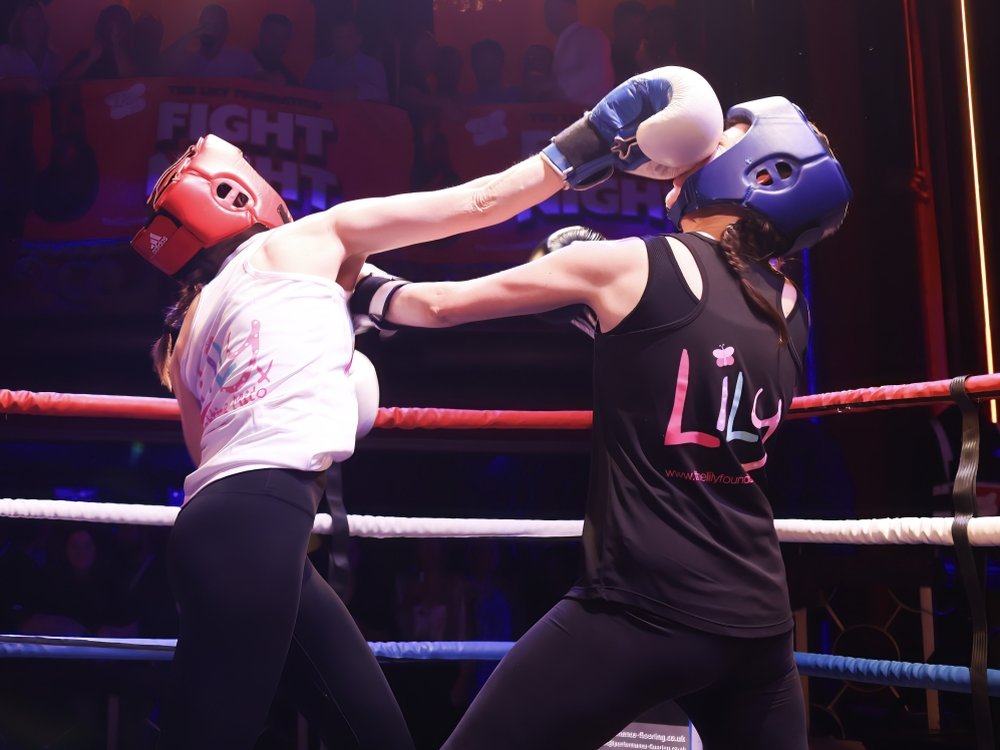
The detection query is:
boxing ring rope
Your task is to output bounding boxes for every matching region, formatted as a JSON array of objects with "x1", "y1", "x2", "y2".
[
  {"x1": 2, "y1": 375, "x2": 999, "y2": 738},
  {"x1": 1, "y1": 635, "x2": 999, "y2": 699},
  {"x1": 4, "y1": 497, "x2": 1000, "y2": 545},
  {"x1": 2, "y1": 371, "x2": 999, "y2": 424}
]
